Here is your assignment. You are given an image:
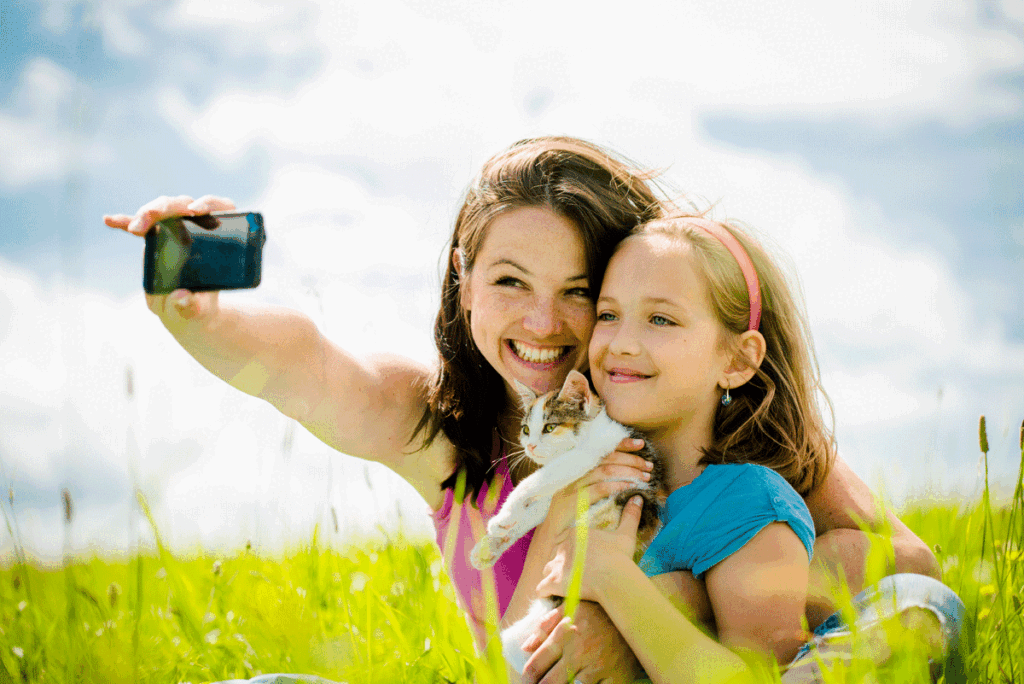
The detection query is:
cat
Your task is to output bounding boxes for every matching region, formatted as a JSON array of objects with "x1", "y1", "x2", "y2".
[{"x1": 468, "y1": 369, "x2": 664, "y2": 673}]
